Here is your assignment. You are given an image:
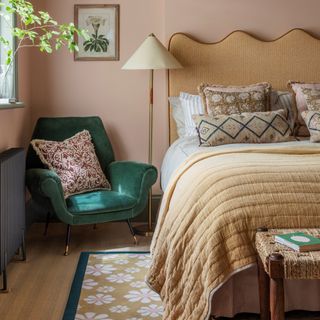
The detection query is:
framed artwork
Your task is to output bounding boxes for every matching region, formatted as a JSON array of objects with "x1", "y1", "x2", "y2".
[{"x1": 74, "y1": 4, "x2": 119, "y2": 61}]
